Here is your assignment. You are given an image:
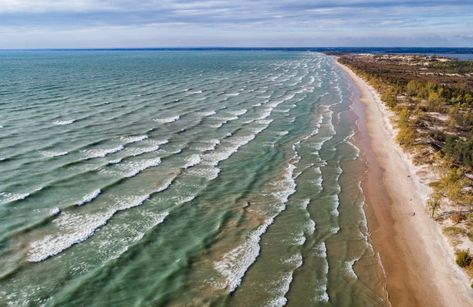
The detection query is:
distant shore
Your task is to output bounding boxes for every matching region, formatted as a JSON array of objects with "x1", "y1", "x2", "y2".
[{"x1": 337, "y1": 60, "x2": 473, "y2": 306}]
